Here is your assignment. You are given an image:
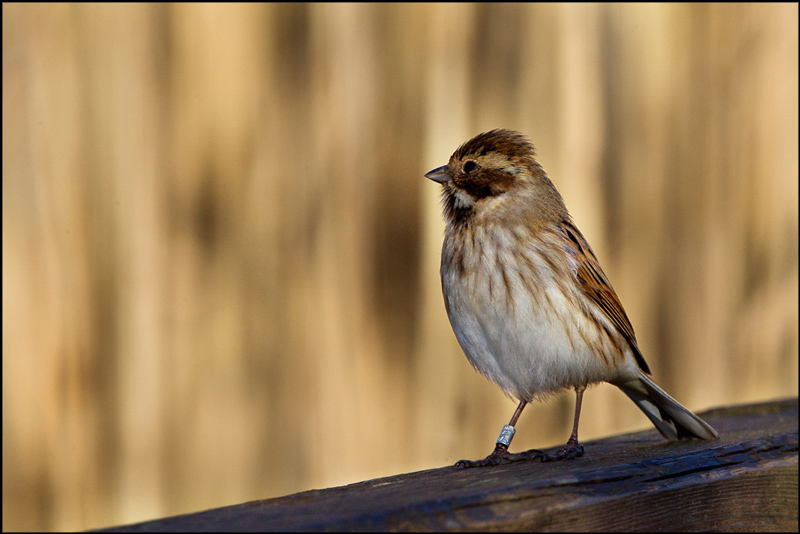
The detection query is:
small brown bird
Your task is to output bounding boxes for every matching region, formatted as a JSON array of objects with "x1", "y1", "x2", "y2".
[{"x1": 426, "y1": 129, "x2": 718, "y2": 468}]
